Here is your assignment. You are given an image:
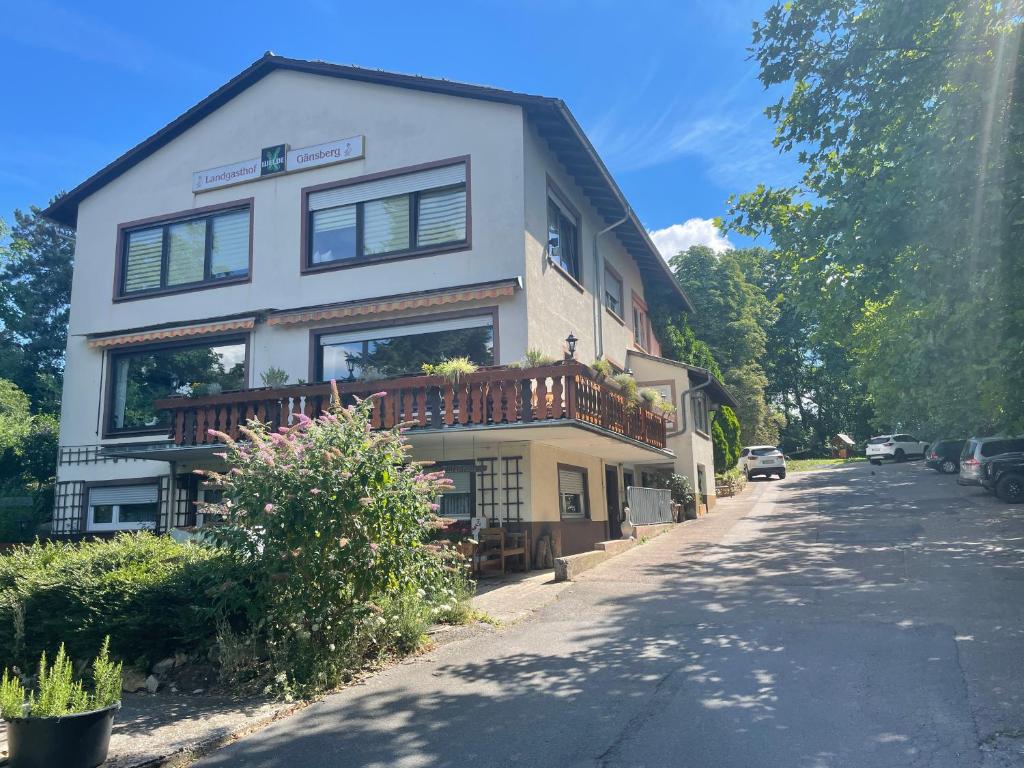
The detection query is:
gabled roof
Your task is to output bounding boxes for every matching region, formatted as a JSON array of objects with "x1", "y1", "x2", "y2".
[
  {"x1": 627, "y1": 349, "x2": 740, "y2": 410},
  {"x1": 42, "y1": 53, "x2": 691, "y2": 312}
]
